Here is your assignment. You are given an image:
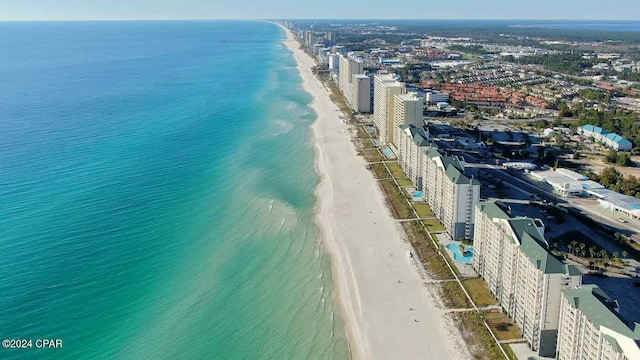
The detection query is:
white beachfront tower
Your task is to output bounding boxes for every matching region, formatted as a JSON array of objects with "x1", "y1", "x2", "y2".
[
  {"x1": 373, "y1": 73, "x2": 405, "y2": 144},
  {"x1": 472, "y1": 201, "x2": 582, "y2": 357},
  {"x1": 338, "y1": 54, "x2": 363, "y2": 109},
  {"x1": 558, "y1": 285, "x2": 640, "y2": 360}
]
